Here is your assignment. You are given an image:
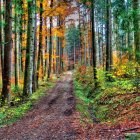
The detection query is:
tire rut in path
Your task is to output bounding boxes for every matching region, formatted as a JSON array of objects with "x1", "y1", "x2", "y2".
[{"x1": 0, "y1": 72, "x2": 80, "y2": 140}]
